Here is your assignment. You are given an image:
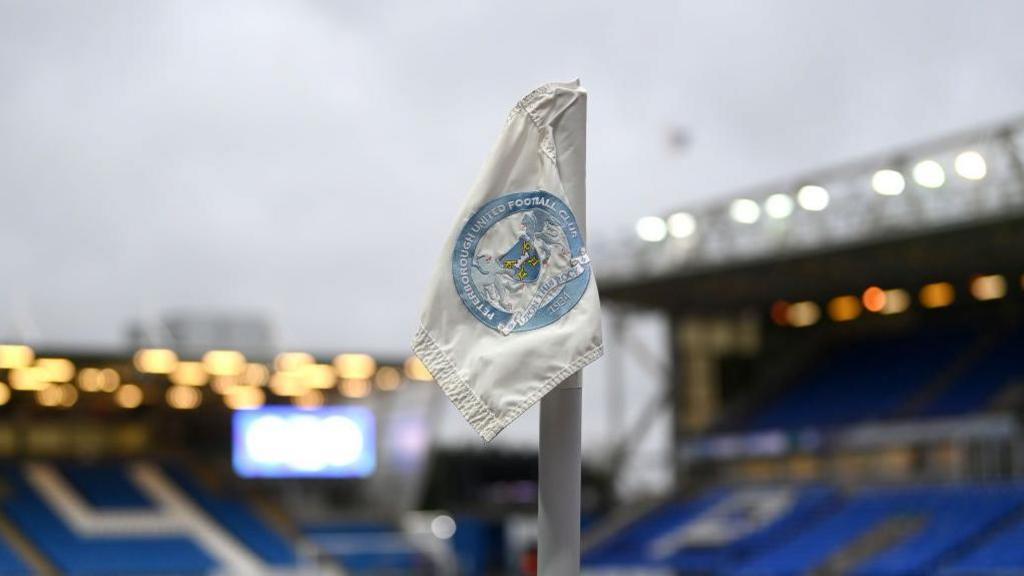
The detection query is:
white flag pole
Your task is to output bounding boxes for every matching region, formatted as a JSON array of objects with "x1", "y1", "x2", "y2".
[{"x1": 538, "y1": 371, "x2": 582, "y2": 575}]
